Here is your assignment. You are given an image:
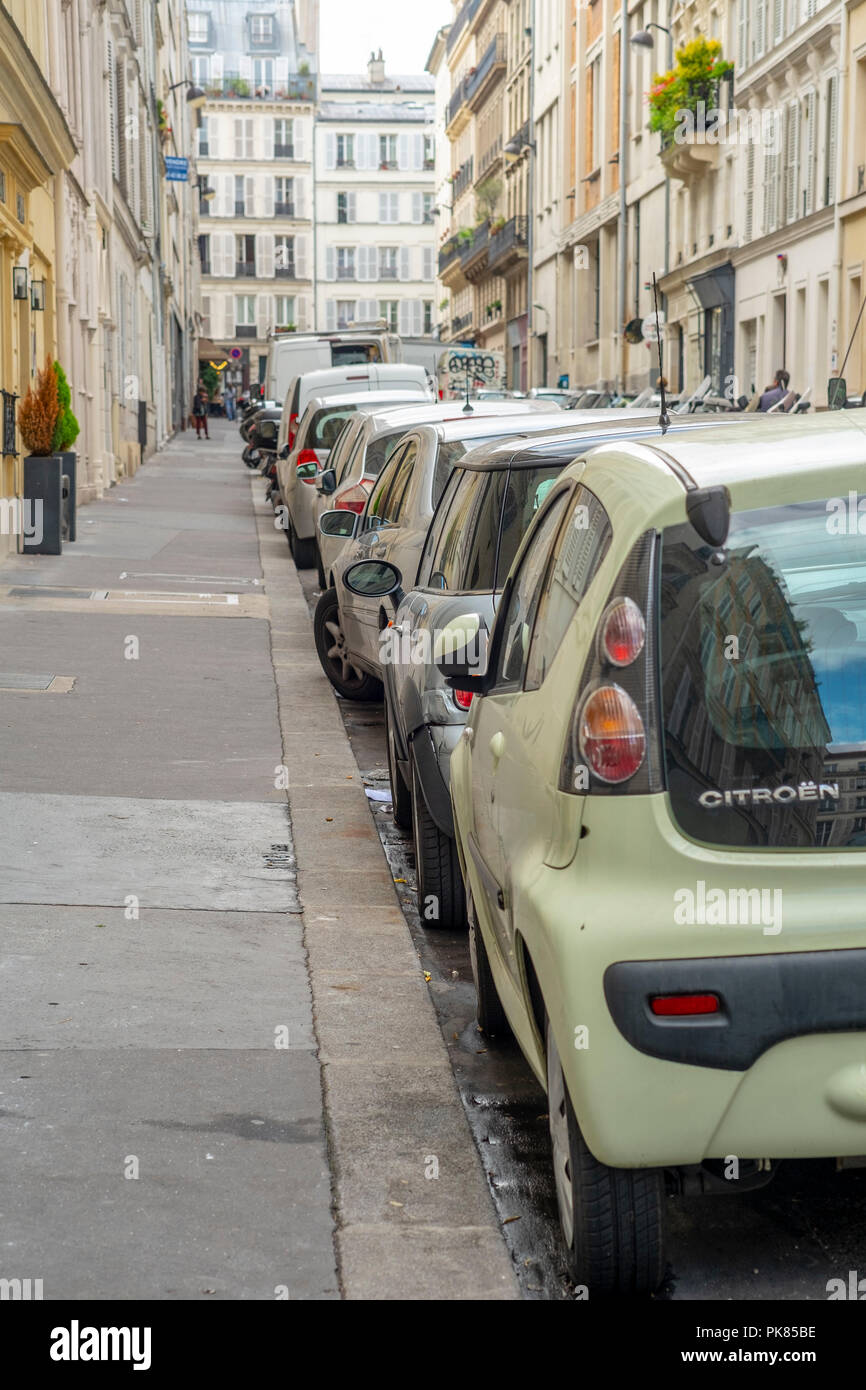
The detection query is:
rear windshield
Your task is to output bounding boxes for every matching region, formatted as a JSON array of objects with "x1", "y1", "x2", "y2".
[
  {"x1": 660, "y1": 498, "x2": 866, "y2": 849},
  {"x1": 331, "y1": 344, "x2": 382, "y2": 365},
  {"x1": 307, "y1": 406, "x2": 357, "y2": 450}
]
